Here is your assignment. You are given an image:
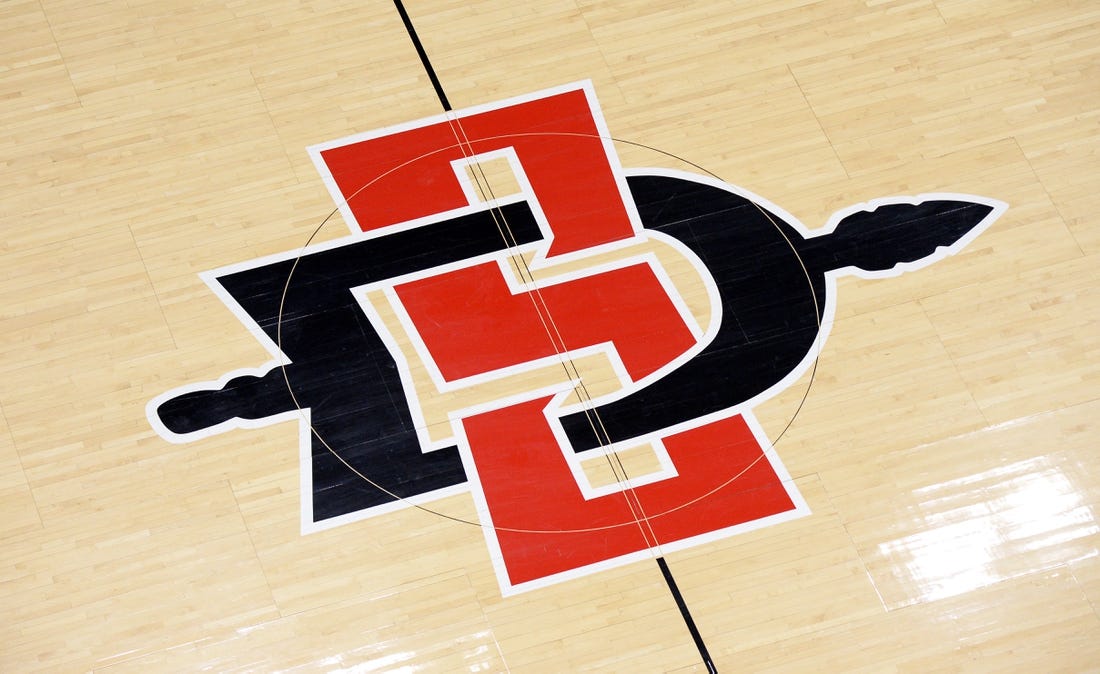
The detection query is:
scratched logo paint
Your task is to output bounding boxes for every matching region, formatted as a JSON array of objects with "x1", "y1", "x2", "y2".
[{"x1": 147, "y1": 81, "x2": 1005, "y2": 594}]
